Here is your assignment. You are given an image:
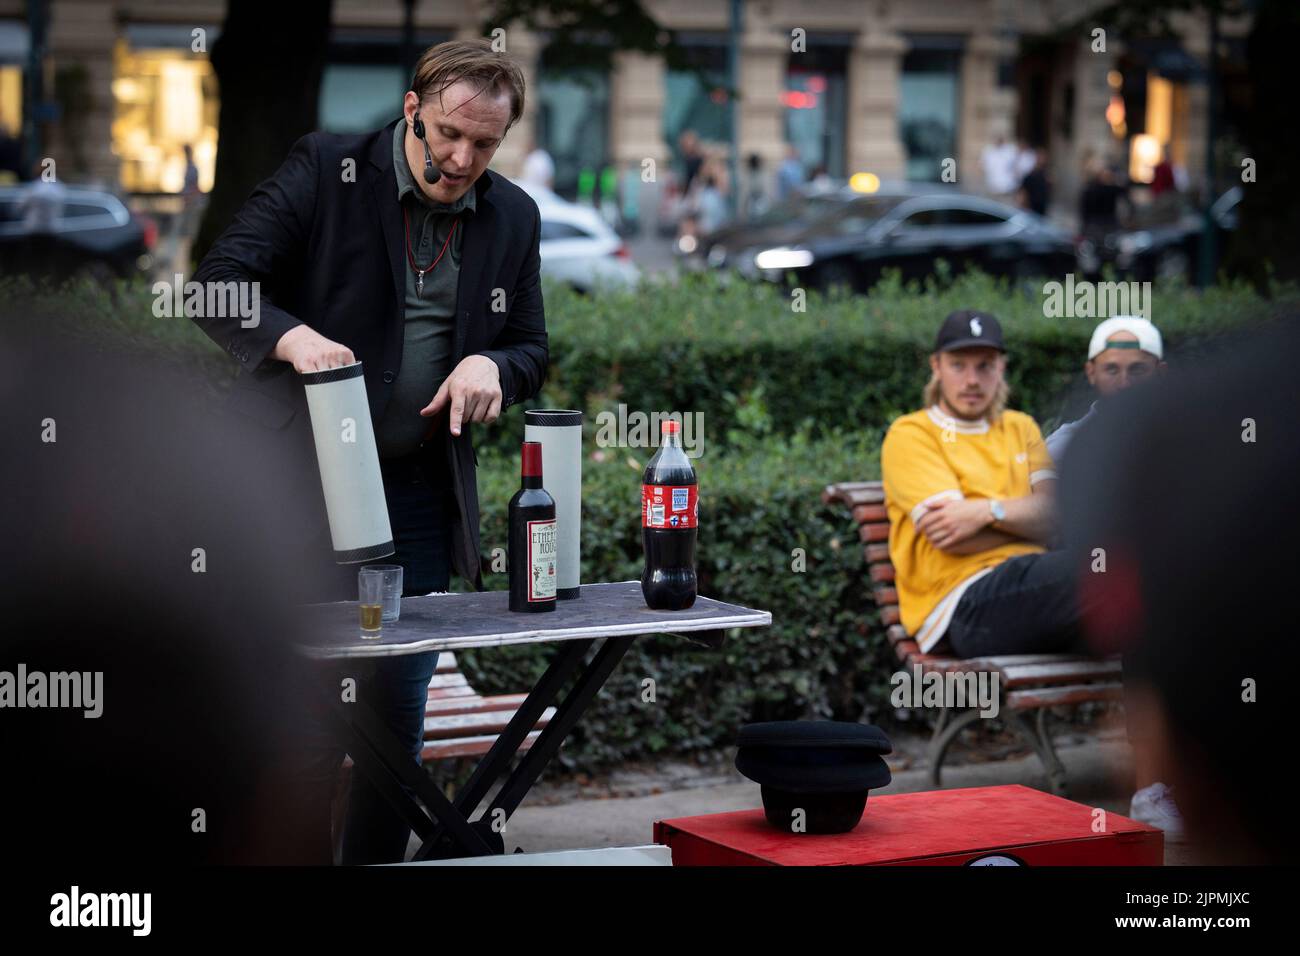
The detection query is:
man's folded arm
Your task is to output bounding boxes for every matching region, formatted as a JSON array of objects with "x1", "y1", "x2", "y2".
[
  {"x1": 191, "y1": 134, "x2": 321, "y2": 372},
  {"x1": 478, "y1": 204, "x2": 548, "y2": 408}
]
